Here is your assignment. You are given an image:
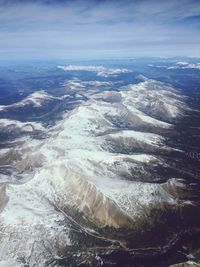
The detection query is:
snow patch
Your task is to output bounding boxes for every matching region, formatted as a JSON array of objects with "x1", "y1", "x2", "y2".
[{"x1": 57, "y1": 65, "x2": 130, "y2": 77}]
